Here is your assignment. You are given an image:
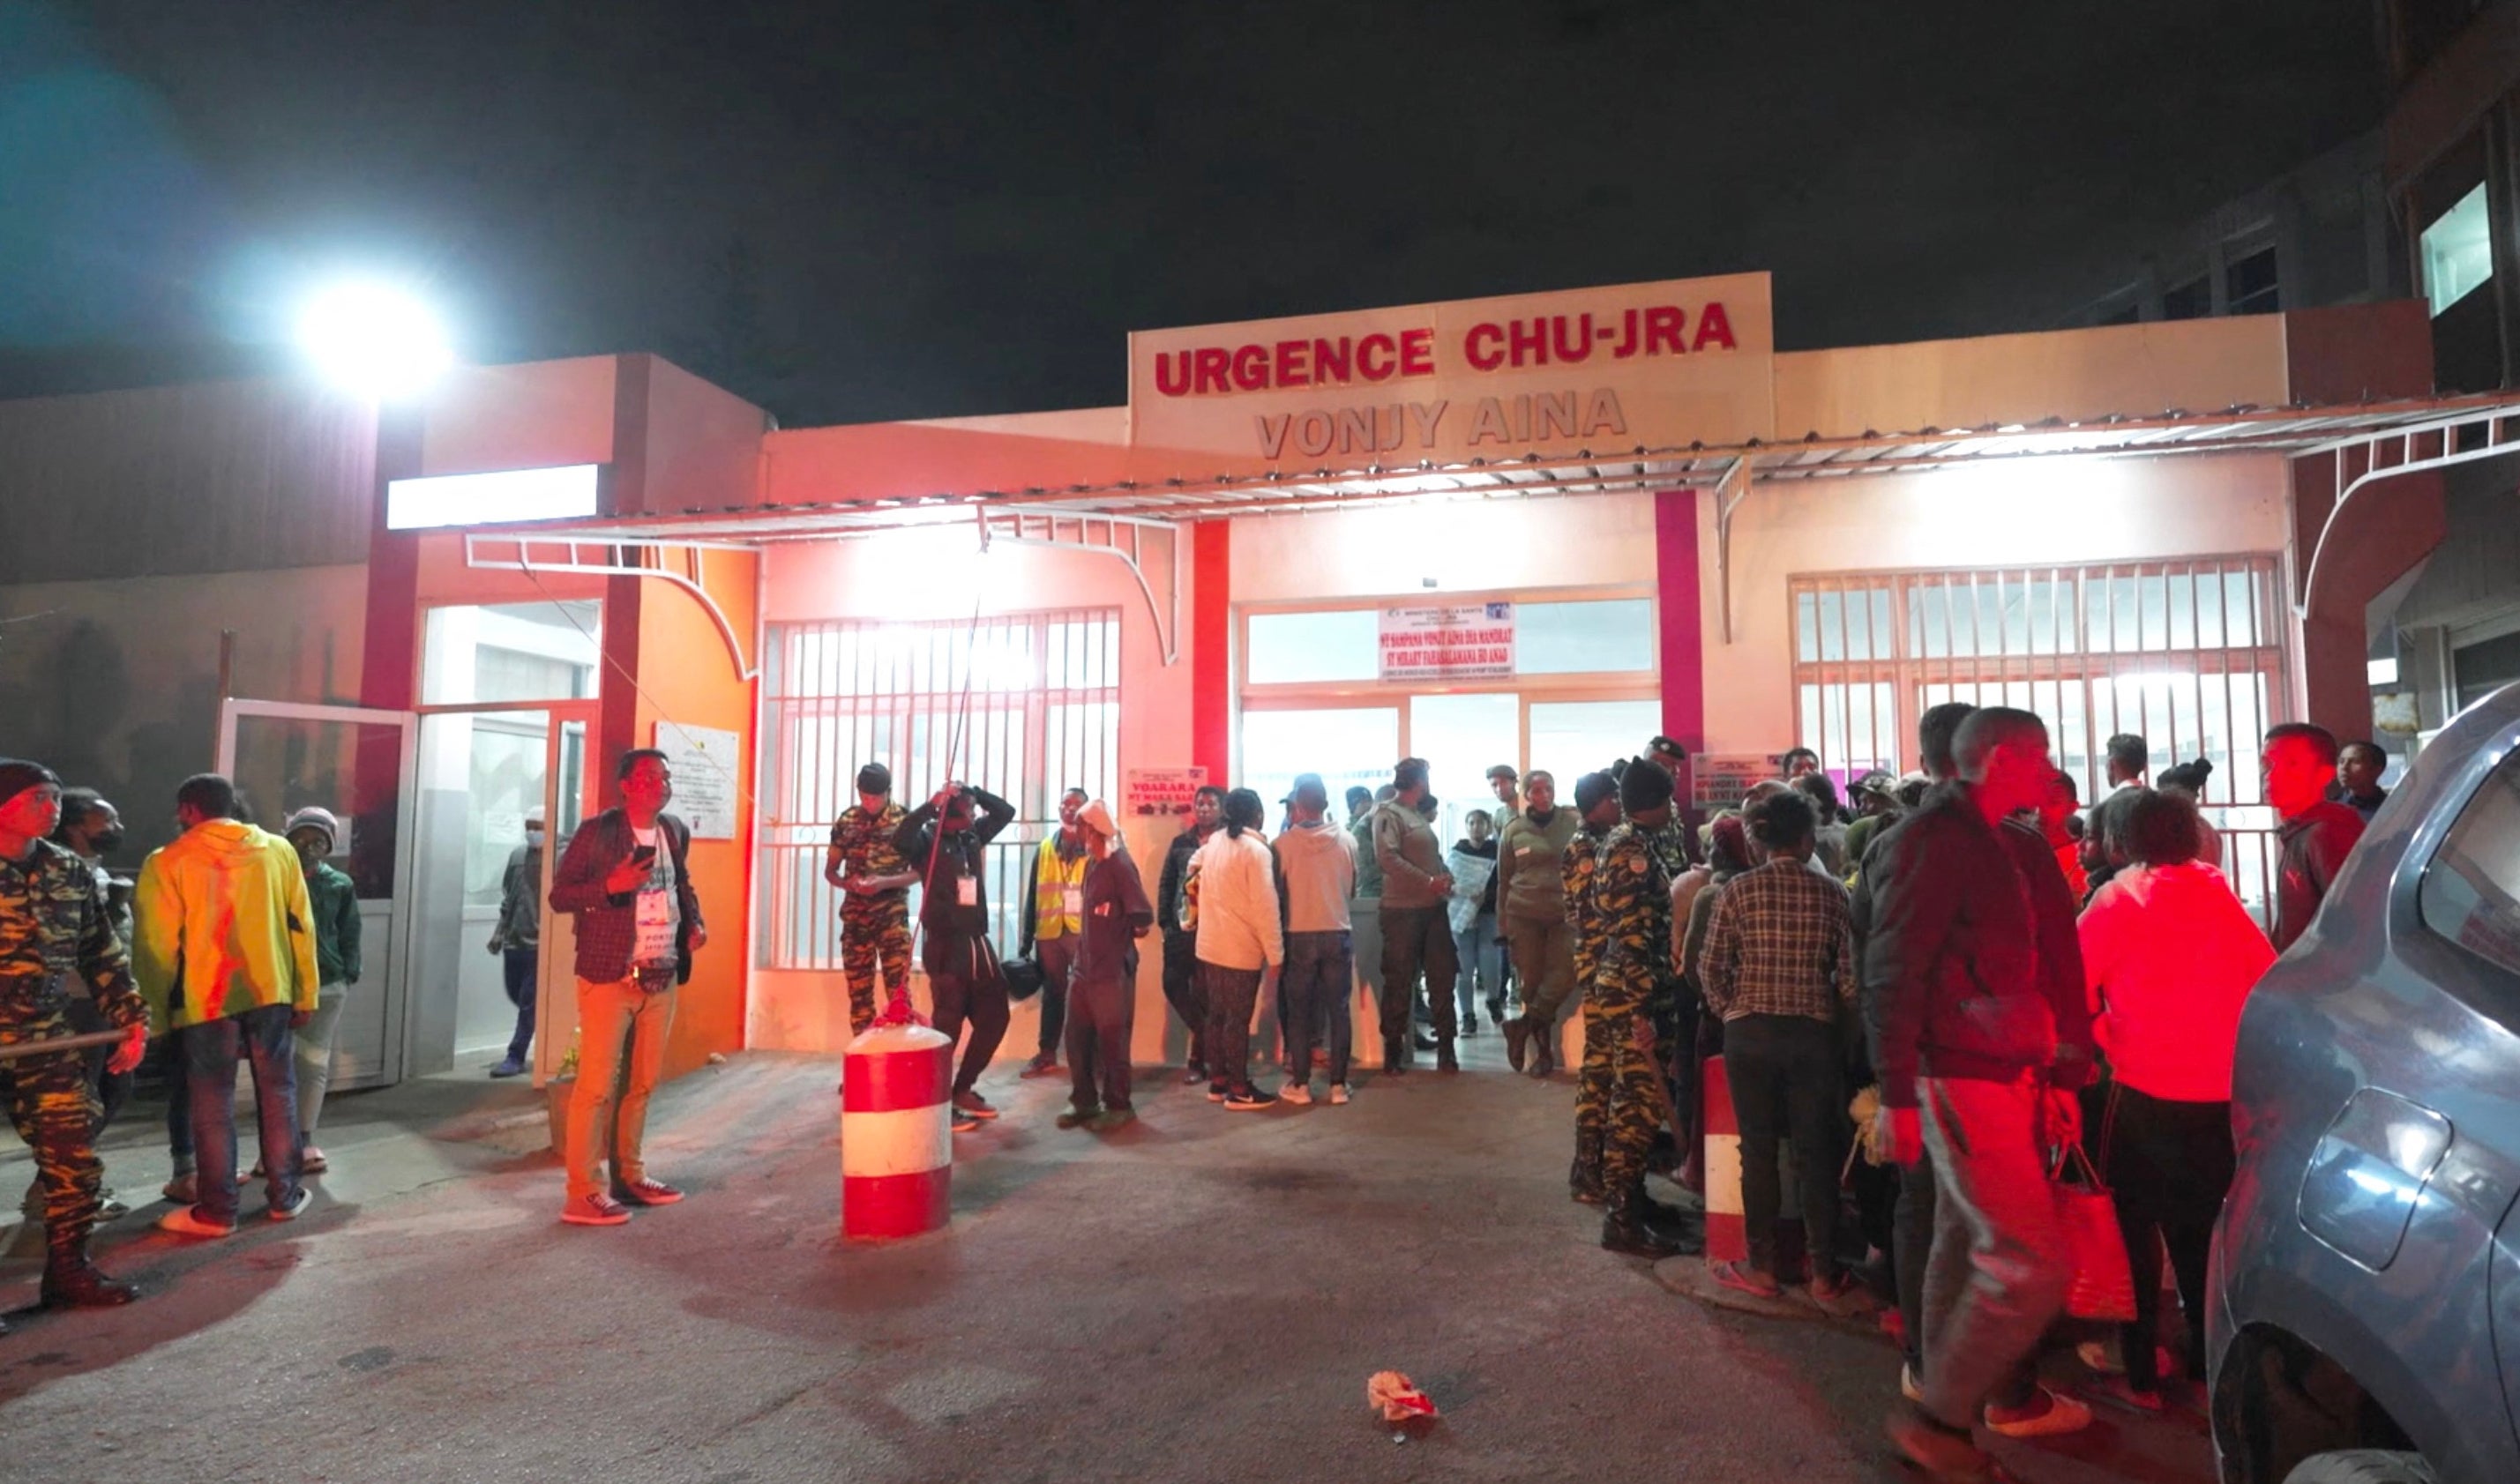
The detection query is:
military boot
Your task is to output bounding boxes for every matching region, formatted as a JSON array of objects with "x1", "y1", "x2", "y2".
[
  {"x1": 1528, "y1": 1024, "x2": 1558, "y2": 1078},
  {"x1": 1631, "y1": 1179, "x2": 1701, "y2": 1249},
  {"x1": 1600, "y1": 1189, "x2": 1686, "y2": 1259},
  {"x1": 1435, "y1": 1035, "x2": 1459, "y2": 1073},
  {"x1": 42, "y1": 1240, "x2": 139, "y2": 1309},
  {"x1": 1569, "y1": 1153, "x2": 1606, "y2": 1205},
  {"x1": 1503, "y1": 1014, "x2": 1532, "y2": 1072}
]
